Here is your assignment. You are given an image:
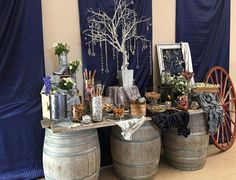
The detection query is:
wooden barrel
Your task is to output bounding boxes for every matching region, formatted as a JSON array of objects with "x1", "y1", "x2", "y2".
[
  {"x1": 43, "y1": 129, "x2": 100, "y2": 180},
  {"x1": 162, "y1": 111, "x2": 209, "y2": 171},
  {"x1": 111, "y1": 121, "x2": 161, "y2": 180}
]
